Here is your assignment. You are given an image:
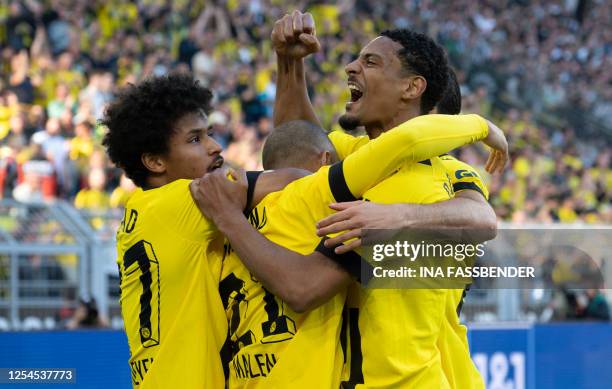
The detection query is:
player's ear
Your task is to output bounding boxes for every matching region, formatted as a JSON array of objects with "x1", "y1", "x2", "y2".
[
  {"x1": 401, "y1": 75, "x2": 427, "y2": 101},
  {"x1": 141, "y1": 153, "x2": 166, "y2": 174},
  {"x1": 319, "y1": 150, "x2": 333, "y2": 167}
]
